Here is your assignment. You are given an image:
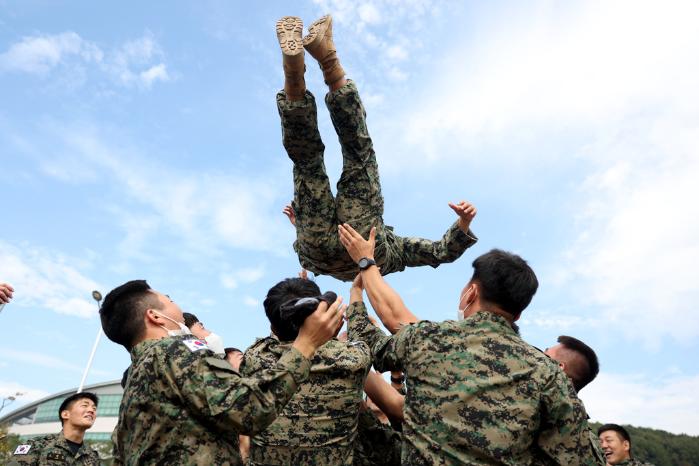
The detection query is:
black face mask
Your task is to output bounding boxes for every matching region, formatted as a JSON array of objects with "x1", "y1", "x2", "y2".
[{"x1": 279, "y1": 291, "x2": 337, "y2": 332}]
